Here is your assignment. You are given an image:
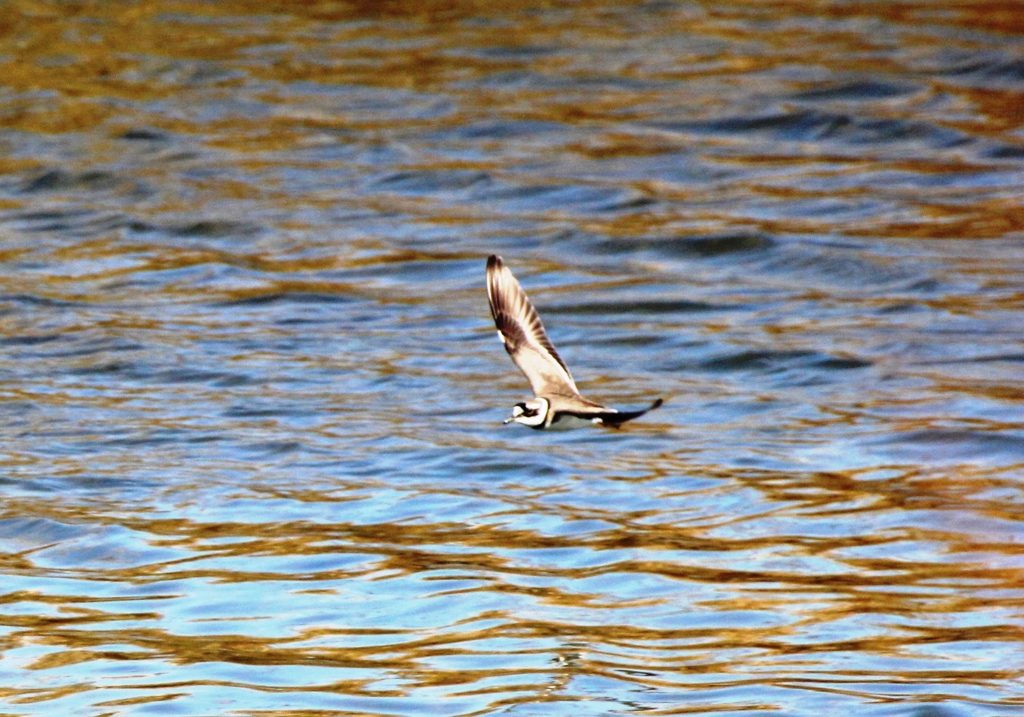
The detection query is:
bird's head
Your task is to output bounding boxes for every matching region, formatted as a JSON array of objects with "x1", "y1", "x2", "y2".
[{"x1": 504, "y1": 398, "x2": 549, "y2": 428}]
